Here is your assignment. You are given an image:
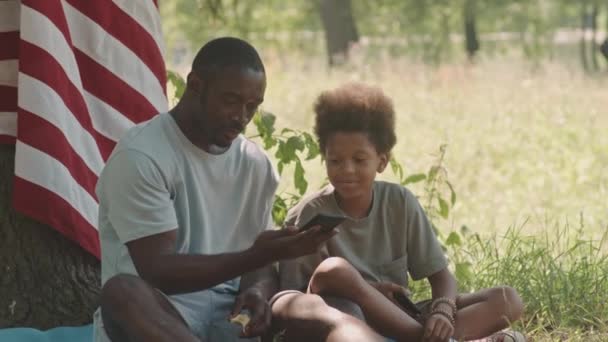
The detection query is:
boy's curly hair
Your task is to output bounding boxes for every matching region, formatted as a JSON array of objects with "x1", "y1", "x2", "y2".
[{"x1": 314, "y1": 83, "x2": 396, "y2": 155}]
